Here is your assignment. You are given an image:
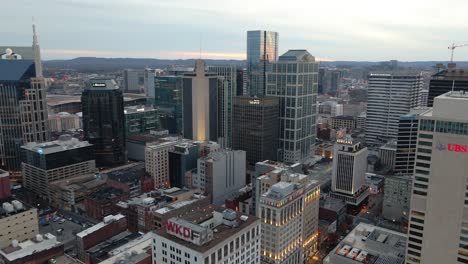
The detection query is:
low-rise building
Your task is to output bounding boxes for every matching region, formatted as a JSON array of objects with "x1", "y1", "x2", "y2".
[
  {"x1": 319, "y1": 196, "x2": 347, "y2": 231},
  {"x1": 0, "y1": 234, "x2": 64, "y2": 264},
  {"x1": 382, "y1": 175, "x2": 412, "y2": 223},
  {"x1": 76, "y1": 214, "x2": 127, "y2": 262},
  {"x1": 323, "y1": 223, "x2": 407, "y2": 264},
  {"x1": 104, "y1": 163, "x2": 152, "y2": 198},
  {"x1": 0, "y1": 201, "x2": 38, "y2": 249},
  {"x1": 48, "y1": 174, "x2": 107, "y2": 212},
  {"x1": 85, "y1": 187, "x2": 127, "y2": 220},
  {"x1": 330, "y1": 115, "x2": 356, "y2": 132},
  {"x1": 99, "y1": 232, "x2": 153, "y2": 264},
  {"x1": 379, "y1": 141, "x2": 397, "y2": 170},
  {"x1": 153, "y1": 207, "x2": 261, "y2": 264}
]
